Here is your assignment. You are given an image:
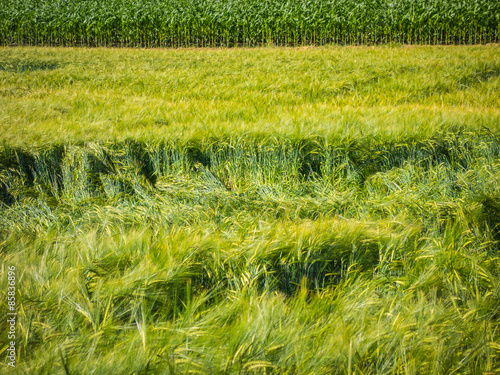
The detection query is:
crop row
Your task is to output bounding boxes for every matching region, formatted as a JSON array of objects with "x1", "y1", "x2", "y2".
[
  {"x1": 1, "y1": 130, "x2": 498, "y2": 208},
  {"x1": 0, "y1": 0, "x2": 499, "y2": 47}
]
